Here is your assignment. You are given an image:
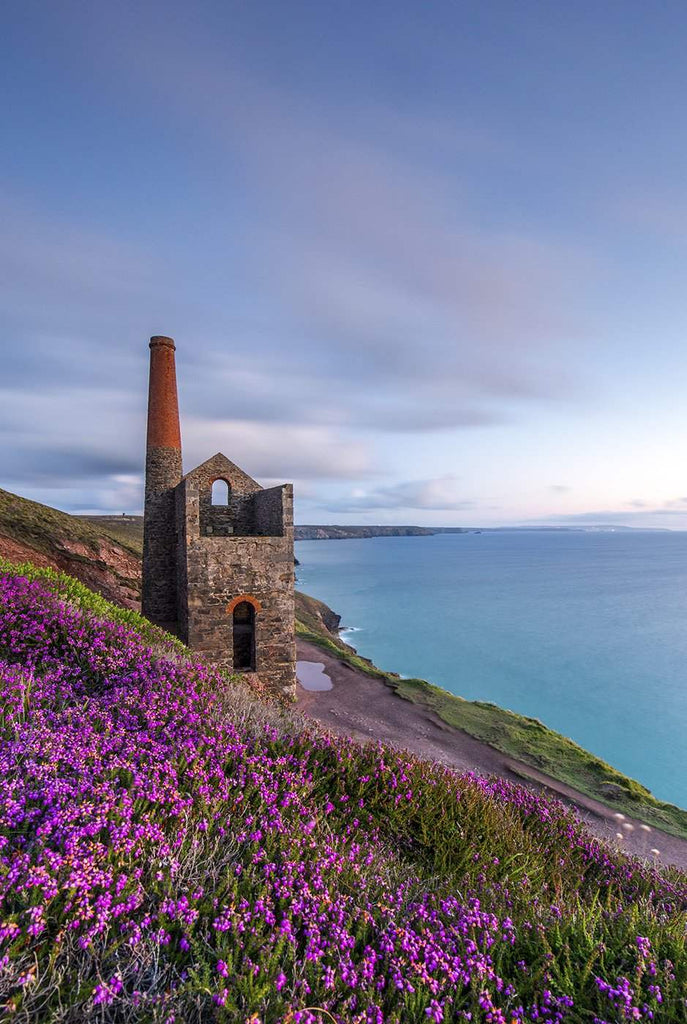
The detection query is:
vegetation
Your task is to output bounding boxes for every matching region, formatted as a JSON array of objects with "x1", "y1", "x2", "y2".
[
  {"x1": 3, "y1": 484, "x2": 687, "y2": 835},
  {"x1": 0, "y1": 557, "x2": 184, "y2": 656},
  {"x1": 81, "y1": 514, "x2": 144, "y2": 550},
  {"x1": 0, "y1": 488, "x2": 140, "y2": 560},
  {"x1": 298, "y1": 614, "x2": 687, "y2": 840},
  {"x1": 1, "y1": 566, "x2": 686, "y2": 1023}
]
